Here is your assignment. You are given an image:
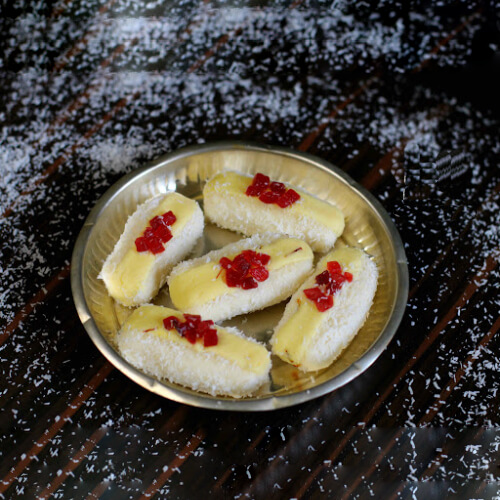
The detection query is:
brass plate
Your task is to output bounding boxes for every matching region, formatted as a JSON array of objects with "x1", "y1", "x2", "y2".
[{"x1": 71, "y1": 142, "x2": 408, "y2": 411}]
